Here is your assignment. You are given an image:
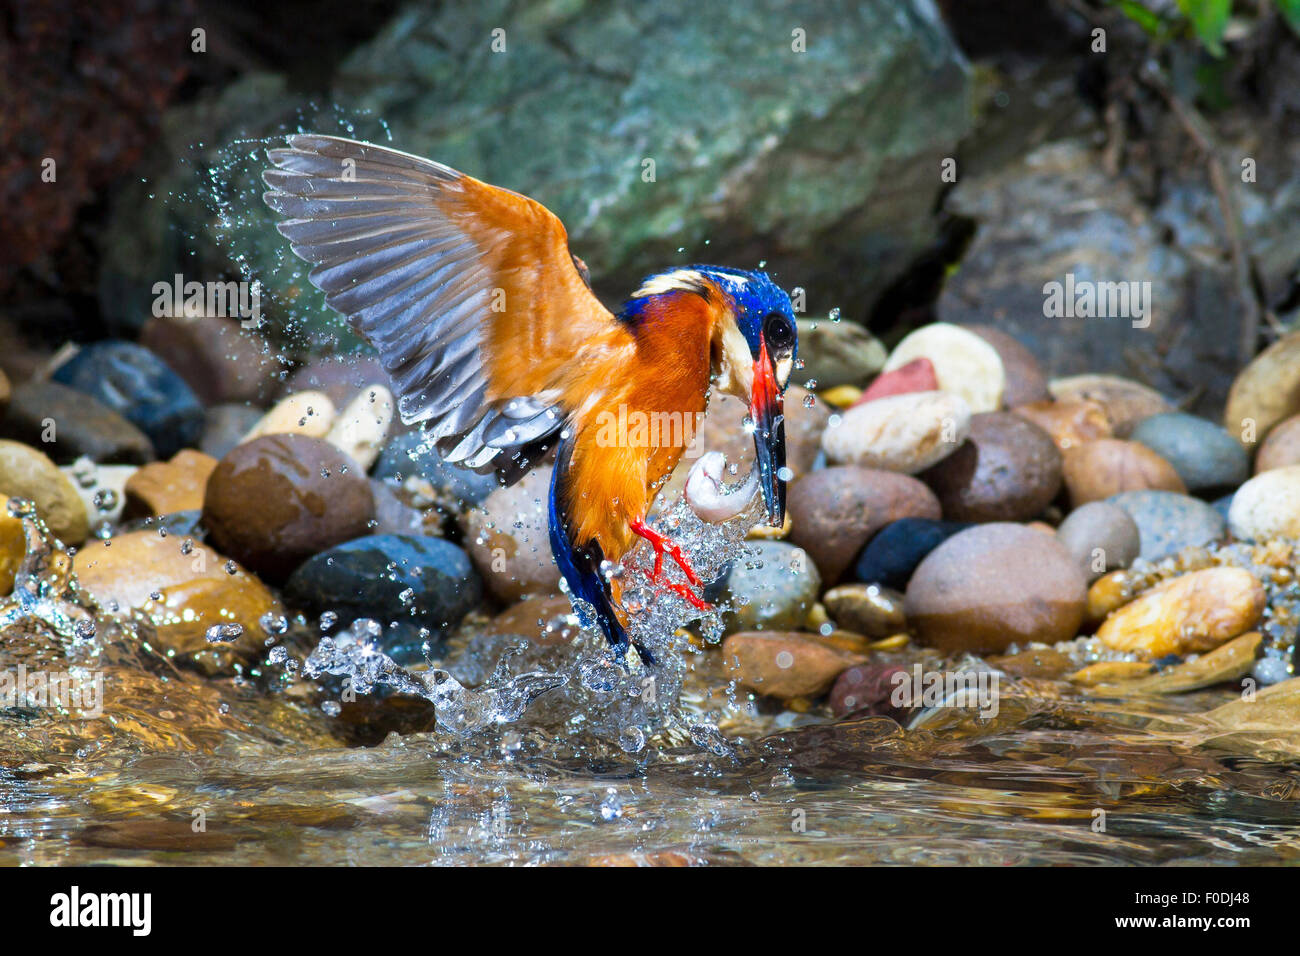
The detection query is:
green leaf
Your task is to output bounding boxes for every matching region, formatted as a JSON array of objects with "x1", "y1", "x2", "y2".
[
  {"x1": 1277, "y1": 0, "x2": 1300, "y2": 36},
  {"x1": 1115, "y1": 0, "x2": 1165, "y2": 37},
  {"x1": 1177, "y1": 0, "x2": 1231, "y2": 55}
]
